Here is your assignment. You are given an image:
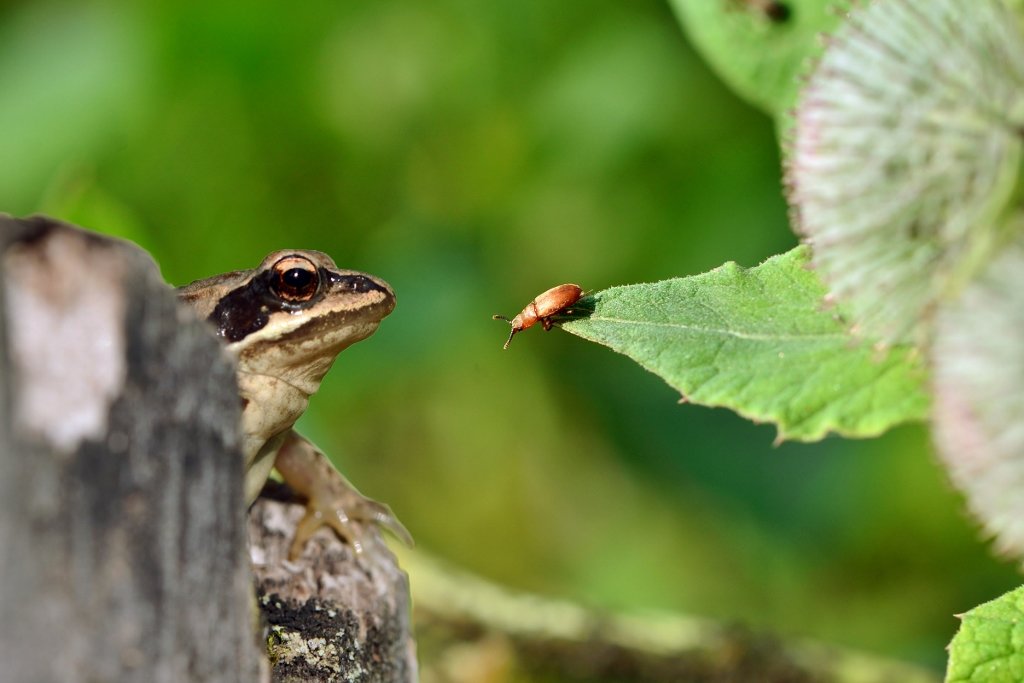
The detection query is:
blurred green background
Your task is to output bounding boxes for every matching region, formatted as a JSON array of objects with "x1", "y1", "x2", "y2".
[{"x1": 3, "y1": 0, "x2": 1018, "y2": 674}]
